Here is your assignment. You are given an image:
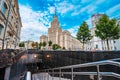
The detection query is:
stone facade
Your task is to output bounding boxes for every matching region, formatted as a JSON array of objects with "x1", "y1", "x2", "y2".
[
  {"x1": 24, "y1": 41, "x2": 34, "y2": 49},
  {"x1": 40, "y1": 13, "x2": 82, "y2": 50},
  {"x1": 40, "y1": 35, "x2": 48, "y2": 43},
  {"x1": 0, "y1": 0, "x2": 22, "y2": 49},
  {"x1": 91, "y1": 14, "x2": 103, "y2": 27}
]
